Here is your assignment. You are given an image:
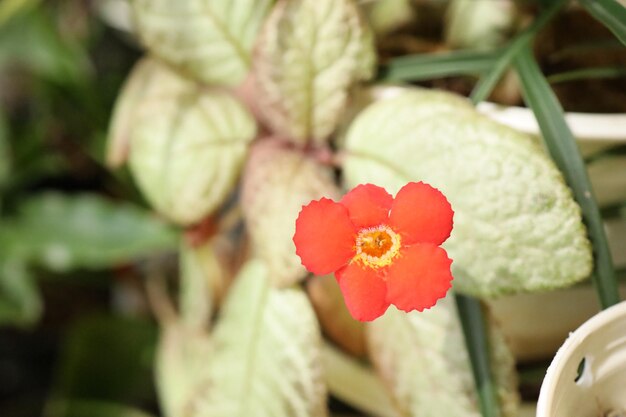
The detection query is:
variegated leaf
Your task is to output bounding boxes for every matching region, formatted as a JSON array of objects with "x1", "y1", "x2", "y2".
[
  {"x1": 186, "y1": 260, "x2": 327, "y2": 417},
  {"x1": 241, "y1": 140, "x2": 339, "y2": 287},
  {"x1": 254, "y1": 0, "x2": 375, "y2": 146},
  {"x1": 132, "y1": 0, "x2": 274, "y2": 86},
  {"x1": 110, "y1": 58, "x2": 256, "y2": 225},
  {"x1": 368, "y1": 296, "x2": 519, "y2": 417},
  {"x1": 343, "y1": 88, "x2": 592, "y2": 297}
]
